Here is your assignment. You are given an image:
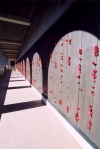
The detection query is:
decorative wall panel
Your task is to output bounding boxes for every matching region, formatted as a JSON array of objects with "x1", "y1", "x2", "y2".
[
  {"x1": 20, "y1": 61, "x2": 23, "y2": 74},
  {"x1": 22, "y1": 60, "x2": 25, "y2": 77},
  {"x1": 48, "y1": 31, "x2": 100, "y2": 148},
  {"x1": 26, "y1": 57, "x2": 30, "y2": 82},
  {"x1": 32, "y1": 53, "x2": 43, "y2": 93}
]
